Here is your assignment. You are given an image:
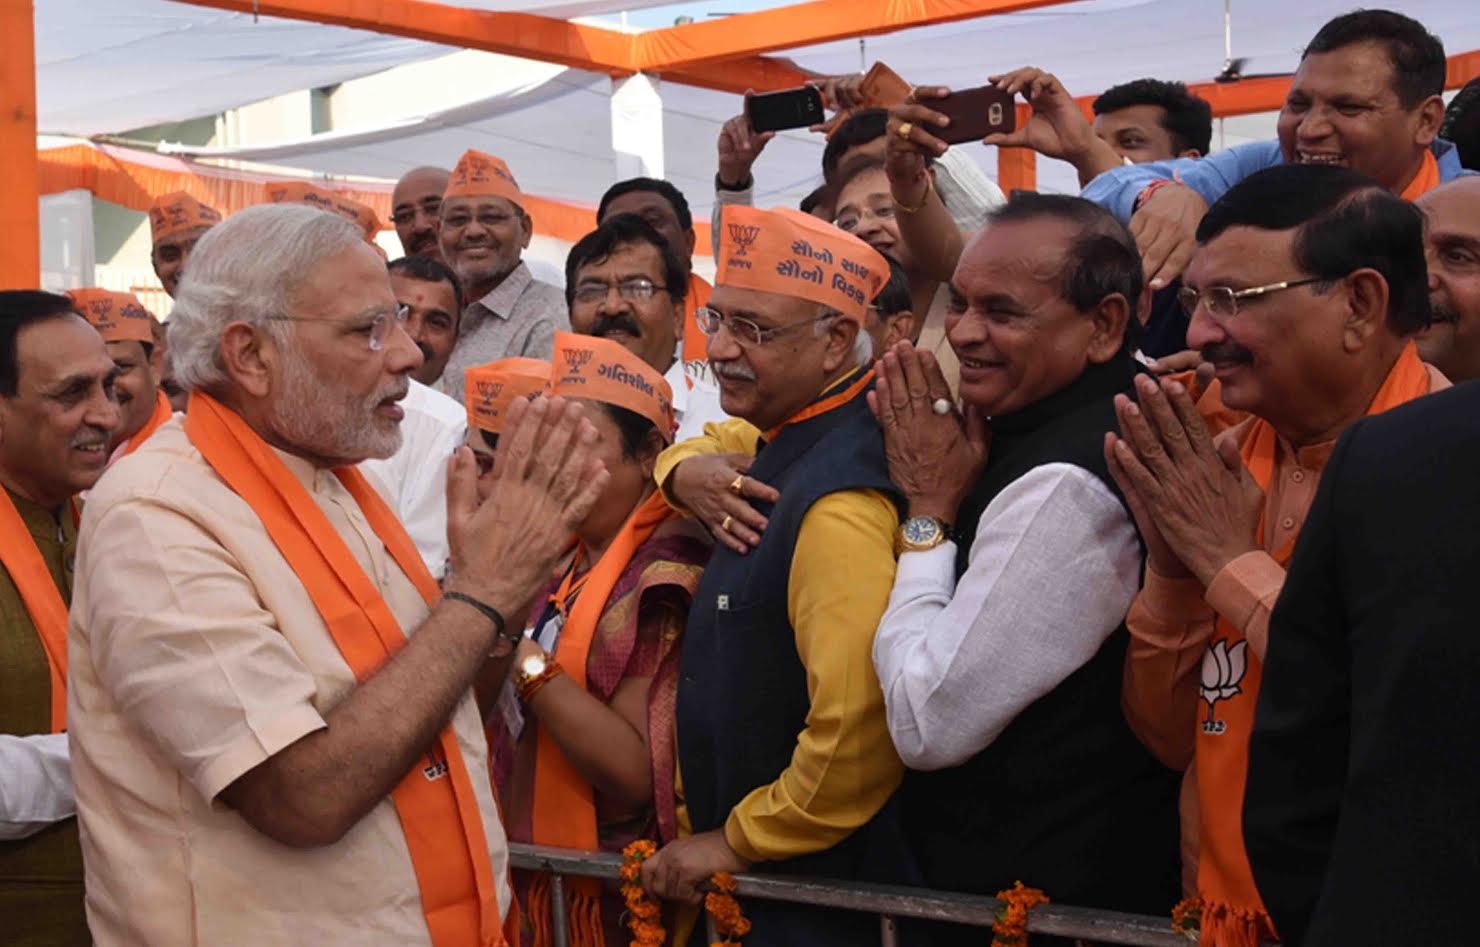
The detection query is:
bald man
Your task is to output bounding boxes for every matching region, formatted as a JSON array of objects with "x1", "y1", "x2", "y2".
[
  {"x1": 1416, "y1": 177, "x2": 1480, "y2": 382},
  {"x1": 391, "y1": 166, "x2": 451, "y2": 260}
]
